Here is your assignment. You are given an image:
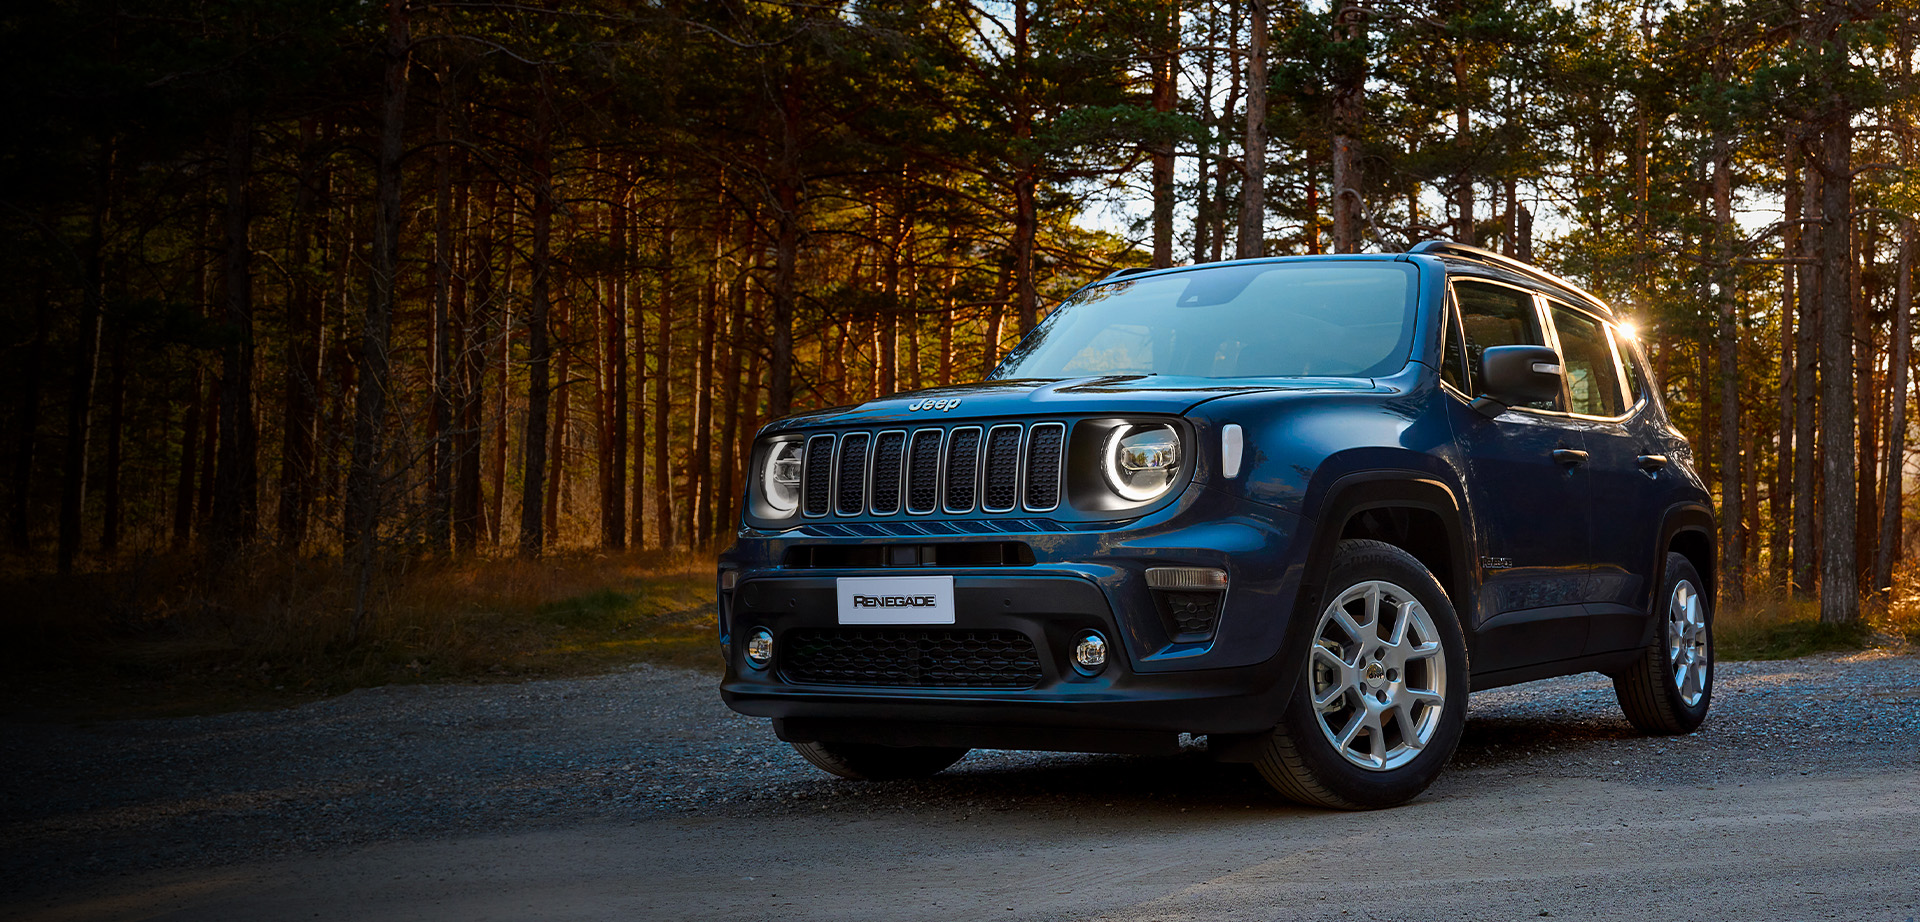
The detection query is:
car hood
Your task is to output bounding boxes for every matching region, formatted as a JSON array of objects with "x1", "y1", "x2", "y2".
[{"x1": 763, "y1": 375, "x2": 1383, "y2": 432}]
